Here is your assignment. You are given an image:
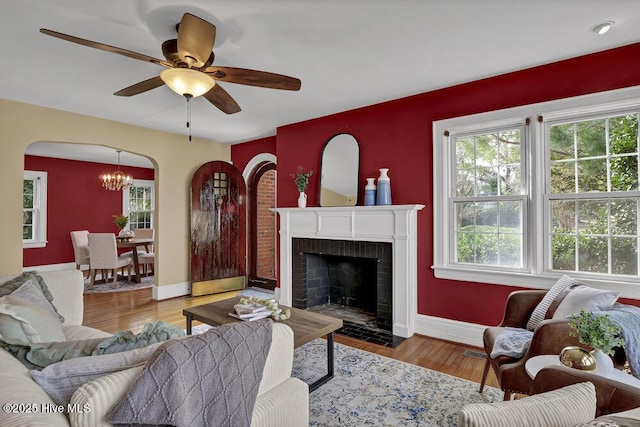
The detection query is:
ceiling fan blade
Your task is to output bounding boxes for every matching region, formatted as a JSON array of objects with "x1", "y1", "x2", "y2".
[
  {"x1": 203, "y1": 84, "x2": 241, "y2": 114},
  {"x1": 114, "y1": 76, "x2": 165, "y2": 96},
  {"x1": 40, "y1": 29, "x2": 173, "y2": 68},
  {"x1": 177, "y1": 13, "x2": 215, "y2": 68},
  {"x1": 205, "y1": 66, "x2": 301, "y2": 91}
]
